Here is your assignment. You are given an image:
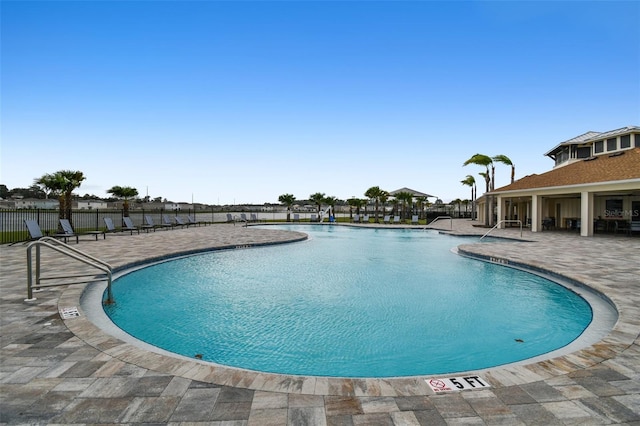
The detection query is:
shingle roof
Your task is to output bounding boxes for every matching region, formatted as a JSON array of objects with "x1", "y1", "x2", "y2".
[{"x1": 493, "y1": 148, "x2": 640, "y2": 193}]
